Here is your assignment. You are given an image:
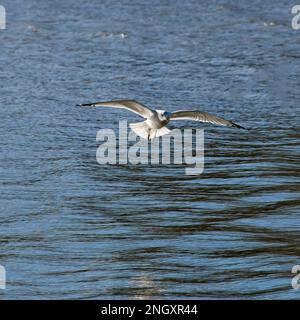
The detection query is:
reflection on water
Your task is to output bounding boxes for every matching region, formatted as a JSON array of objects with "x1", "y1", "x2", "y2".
[{"x1": 0, "y1": 0, "x2": 300, "y2": 299}]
